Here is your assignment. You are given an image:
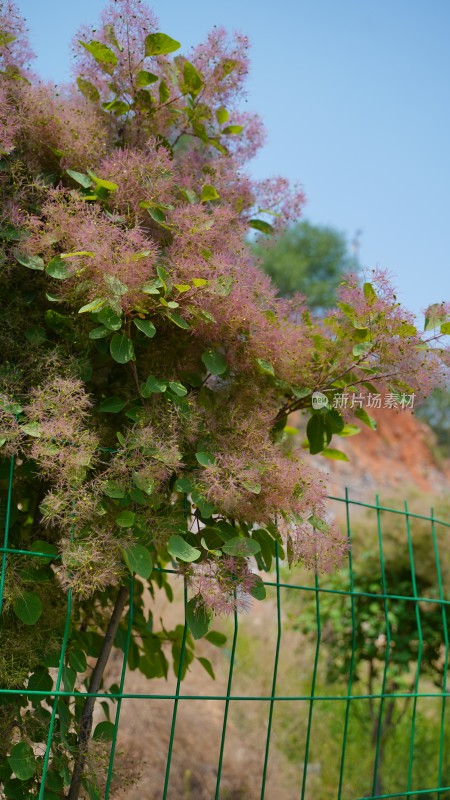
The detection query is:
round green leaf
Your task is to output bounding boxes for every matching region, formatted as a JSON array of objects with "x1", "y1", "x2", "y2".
[
  {"x1": 79, "y1": 39, "x2": 118, "y2": 66},
  {"x1": 13, "y1": 592, "x2": 43, "y2": 625},
  {"x1": 103, "y1": 481, "x2": 126, "y2": 498},
  {"x1": 93, "y1": 721, "x2": 115, "y2": 742},
  {"x1": 186, "y1": 596, "x2": 212, "y2": 640},
  {"x1": 76, "y1": 76, "x2": 100, "y2": 102},
  {"x1": 122, "y1": 543, "x2": 153, "y2": 579},
  {"x1": 110, "y1": 334, "x2": 134, "y2": 364},
  {"x1": 133, "y1": 318, "x2": 156, "y2": 338},
  {"x1": 201, "y1": 184, "x2": 220, "y2": 203},
  {"x1": 69, "y1": 649, "x2": 87, "y2": 673},
  {"x1": 221, "y1": 537, "x2": 261, "y2": 557},
  {"x1": 205, "y1": 631, "x2": 227, "y2": 647},
  {"x1": 15, "y1": 252, "x2": 44, "y2": 271},
  {"x1": 8, "y1": 742, "x2": 36, "y2": 781},
  {"x1": 89, "y1": 326, "x2": 110, "y2": 339},
  {"x1": 144, "y1": 32, "x2": 181, "y2": 56},
  {"x1": 167, "y1": 311, "x2": 190, "y2": 330},
  {"x1": 321, "y1": 448, "x2": 349, "y2": 461},
  {"x1": 168, "y1": 381, "x2": 187, "y2": 397},
  {"x1": 115, "y1": 511, "x2": 136, "y2": 528},
  {"x1": 136, "y1": 70, "x2": 158, "y2": 86},
  {"x1": 249, "y1": 219, "x2": 274, "y2": 235},
  {"x1": 167, "y1": 535, "x2": 201, "y2": 562},
  {"x1": 97, "y1": 306, "x2": 122, "y2": 330},
  {"x1": 195, "y1": 451, "x2": 216, "y2": 466},
  {"x1": 250, "y1": 575, "x2": 266, "y2": 601},
  {"x1": 201, "y1": 349, "x2": 227, "y2": 375},
  {"x1": 97, "y1": 396, "x2": 127, "y2": 413},
  {"x1": 66, "y1": 169, "x2": 93, "y2": 188}
]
